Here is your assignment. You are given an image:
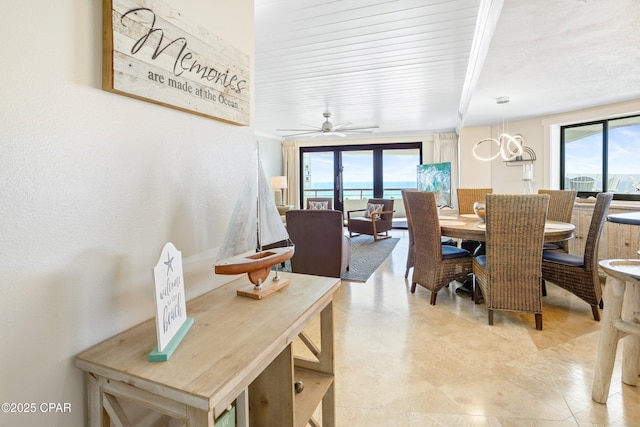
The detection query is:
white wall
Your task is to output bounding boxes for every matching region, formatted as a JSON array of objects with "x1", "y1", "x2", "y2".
[
  {"x1": 460, "y1": 99, "x2": 640, "y2": 193},
  {"x1": 0, "y1": 1, "x2": 254, "y2": 426},
  {"x1": 256, "y1": 133, "x2": 284, "y2": 178}
]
